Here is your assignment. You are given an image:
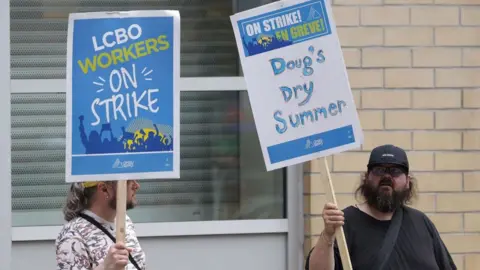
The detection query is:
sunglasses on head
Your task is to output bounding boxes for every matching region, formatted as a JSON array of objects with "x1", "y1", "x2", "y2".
[{"x1": 370, "y1": 166, "x2": 407, "y2": 177}]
